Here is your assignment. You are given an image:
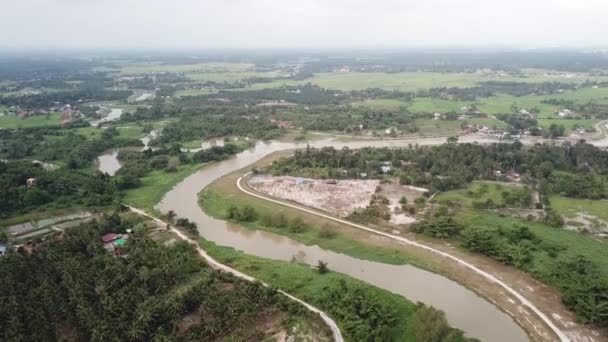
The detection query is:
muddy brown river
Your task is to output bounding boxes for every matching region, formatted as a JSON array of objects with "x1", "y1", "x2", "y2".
[{"x1": 149, "y1": 138, "x2": 529, "y2": 342}]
